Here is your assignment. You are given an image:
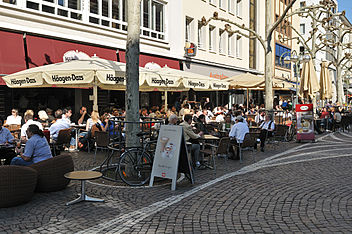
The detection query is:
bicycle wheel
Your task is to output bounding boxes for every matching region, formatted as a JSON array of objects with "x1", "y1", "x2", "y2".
[
  {"x1": 286, "y1": 124, "x2": 296, "y2": 141},
  {"x1": 118, "y1": 148, "x2": 152, "y2": 186}
]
